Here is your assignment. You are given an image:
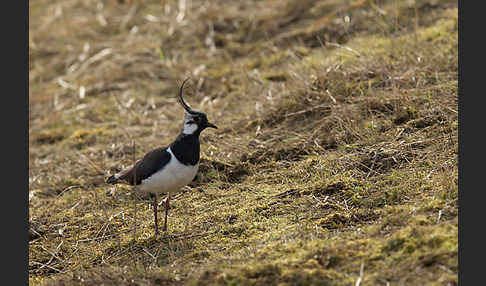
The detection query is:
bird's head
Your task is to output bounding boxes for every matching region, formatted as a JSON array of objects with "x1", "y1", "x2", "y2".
[{"x1": 177, "y1": 78, "x2": 217, "y2": 135}]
